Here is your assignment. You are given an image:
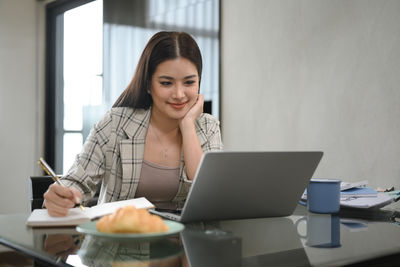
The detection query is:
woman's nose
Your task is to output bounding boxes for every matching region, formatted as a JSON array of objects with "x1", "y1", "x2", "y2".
[{"x1": 172, "y1": 84, "x2": 185, "y2": 99}]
